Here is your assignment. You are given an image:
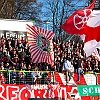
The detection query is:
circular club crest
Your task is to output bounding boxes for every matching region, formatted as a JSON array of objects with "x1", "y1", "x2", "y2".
[
  {"x1": 74, "y1": 9, "x2": 92, "y2": 30},
  {"x1": 36, "y1": 35, "x2": 50, "y2": 53}
]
